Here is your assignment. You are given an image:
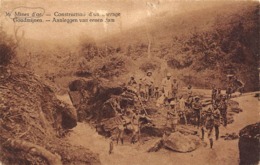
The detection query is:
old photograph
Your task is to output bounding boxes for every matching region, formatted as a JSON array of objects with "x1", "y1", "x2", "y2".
[{"x1": 0, "y1": 0, "x2": 259, "y2": 164}]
